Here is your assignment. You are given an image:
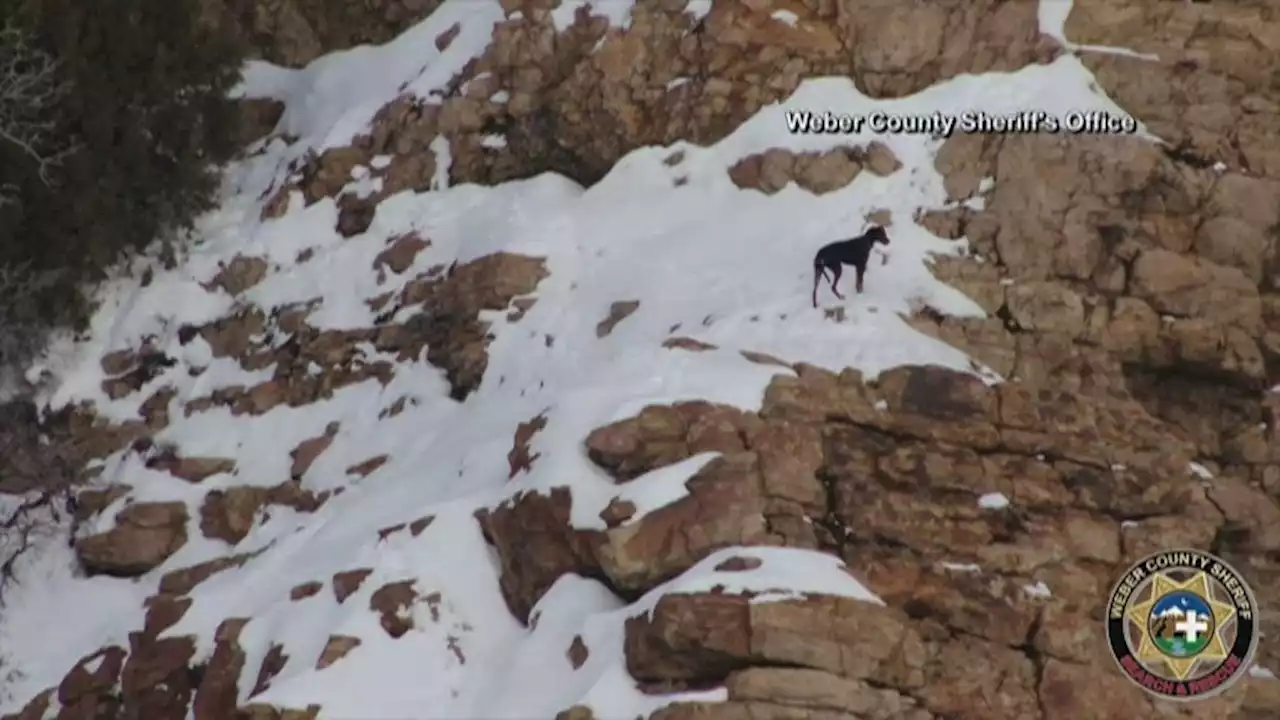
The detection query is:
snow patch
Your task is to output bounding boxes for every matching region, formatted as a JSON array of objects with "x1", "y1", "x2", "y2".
[
  {"x1": 430, "y1": 135, "x2": 452, "y2": 191},
  {"x1": 1023, "y1": 581, "x2": 1052, "y2": 598},
  {"x1": 684, "y1": 0, "x2": 712, "y2": 23},
  {"x1": 978, "y1": 492, "x2": 1010, "y2": 510},
  {"x1": 573, "y1": 452, "x2": 721, "y2": 531},
  {"x1": 551, "y1": 1, "x2": 636, "y2": 33},
  {"x1": 771, "y1": 10, "x2": 798, "y2": 27}
]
